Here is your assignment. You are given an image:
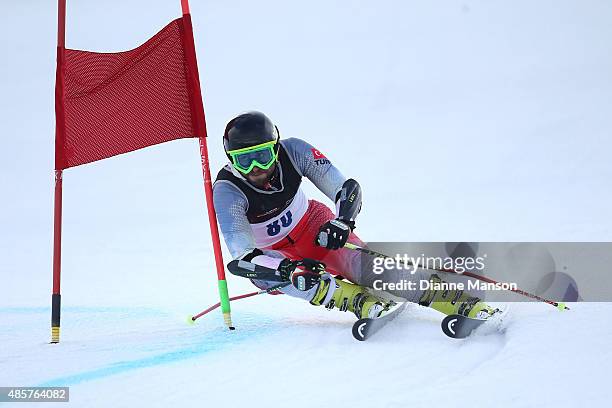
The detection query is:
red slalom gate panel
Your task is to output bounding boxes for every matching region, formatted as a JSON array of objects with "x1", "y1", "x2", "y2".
[{"x1": 56, "y1": 18, "x2": 197, "y2": 170}]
